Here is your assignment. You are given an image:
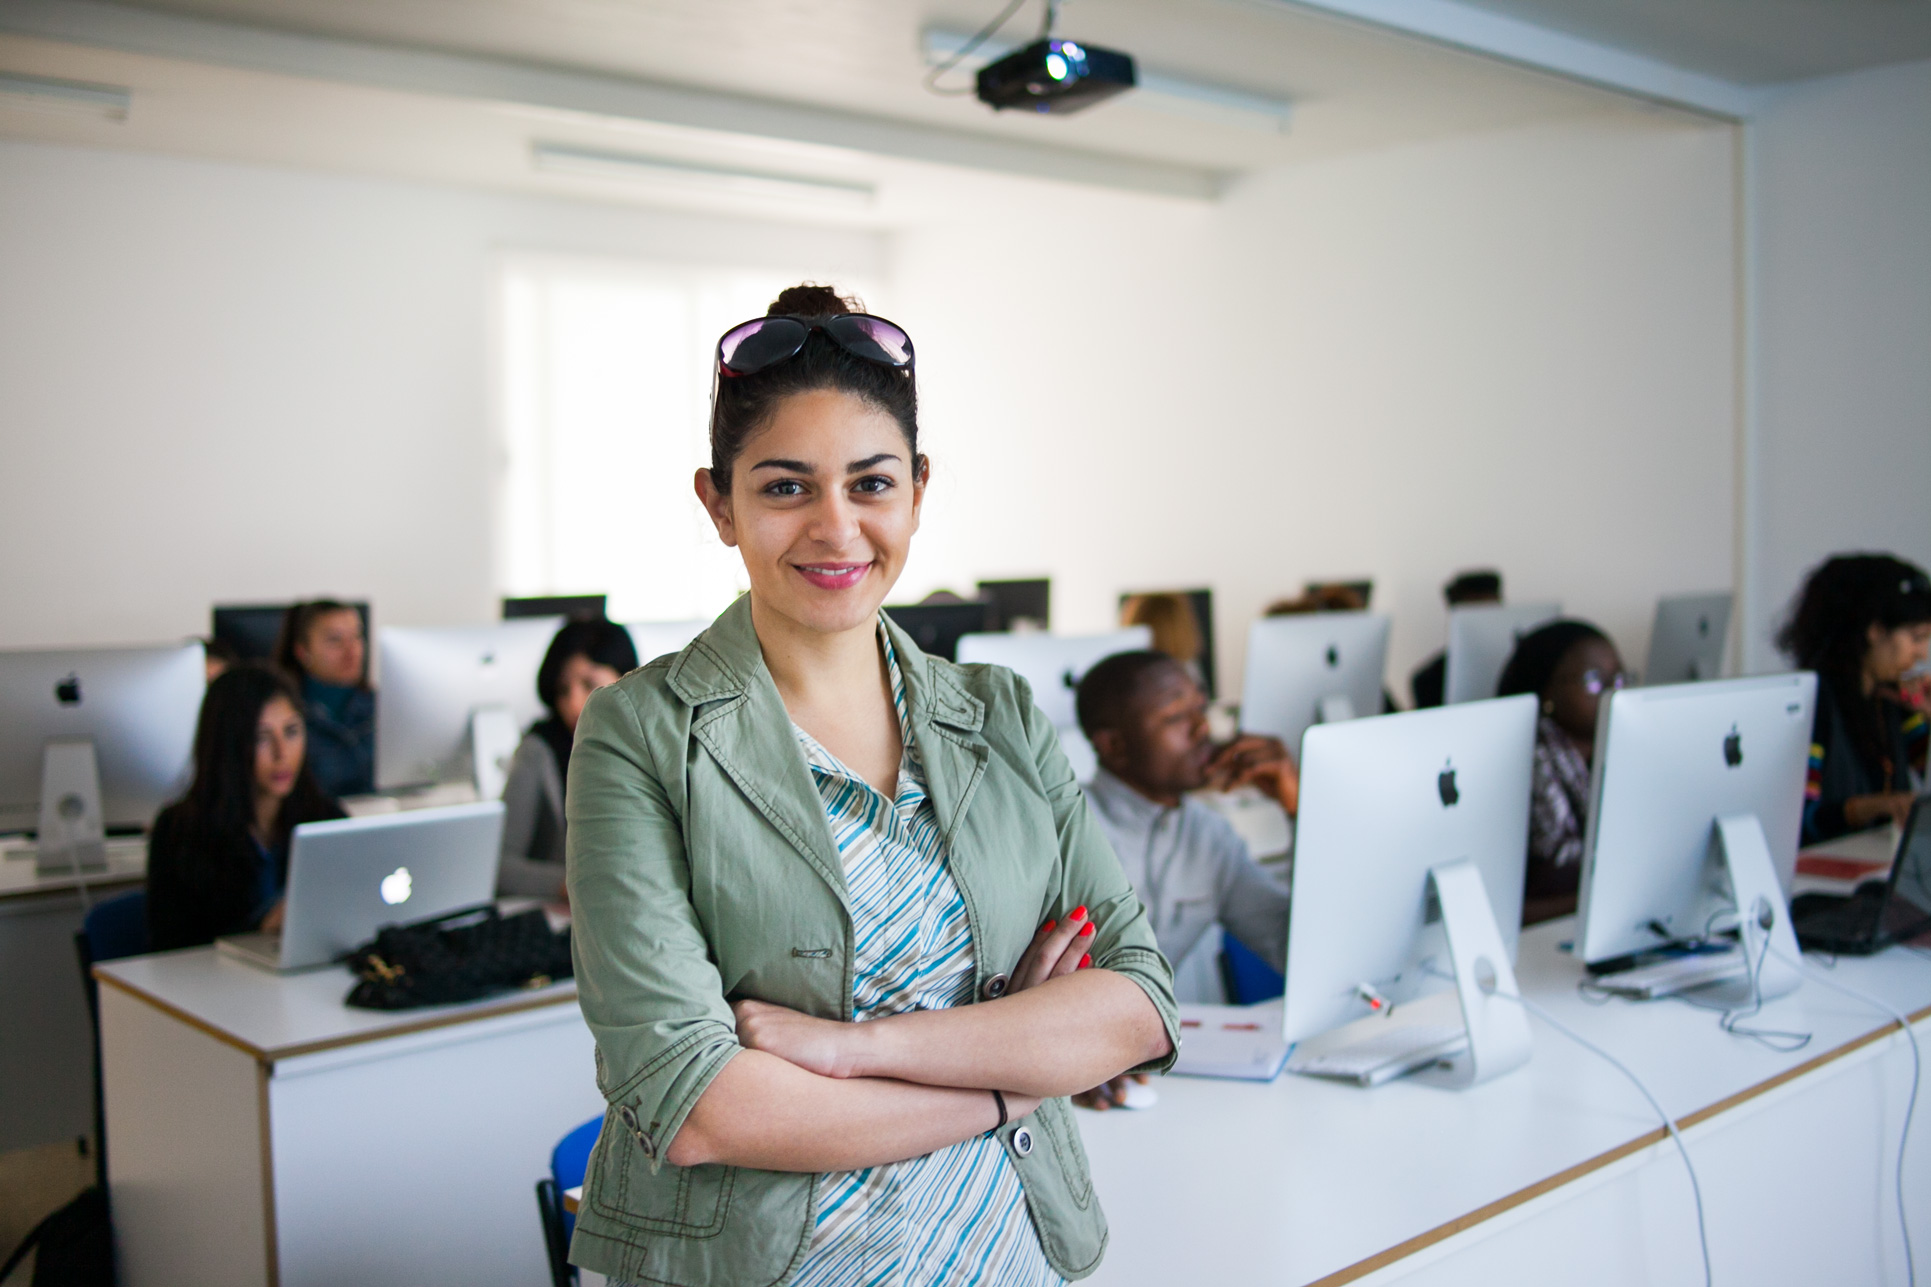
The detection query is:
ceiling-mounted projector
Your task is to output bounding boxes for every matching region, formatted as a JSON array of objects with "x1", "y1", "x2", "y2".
[{"x1": 976, "y1": 38, "x2": 1135, "y2": 115}]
